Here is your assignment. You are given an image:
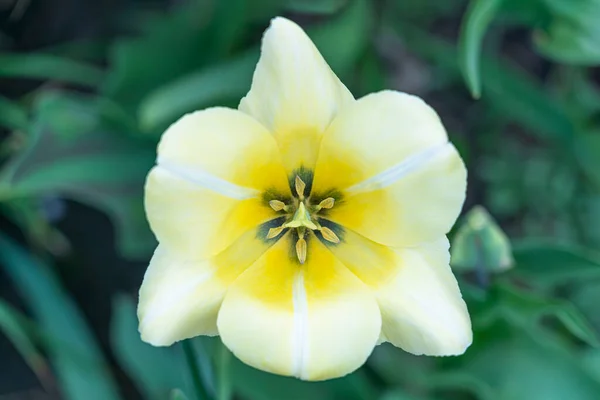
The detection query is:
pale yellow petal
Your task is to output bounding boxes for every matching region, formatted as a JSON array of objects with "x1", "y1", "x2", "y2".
[
  {"x1": 138, "y1": 246, "x2": 225, "y2": 346},
  {"x1": 146, "y1": 107, "x2": 290, "y2": 259},
  {"x1": 315, "y1": 221, "x2": 398, "y2": 288},
  {"x1": 239, "y1": 17, "x2": 354, "y2": 173},
  {"x1": 157, "y1": 107, "x2": 288, "y2": 192},
  {"x1": 145, "y1": 167, "x2": 275, "y2": 260},
  {"x1": 313, "y1": 90, "x2": 467, "y2": 246},
  {"x1": 217, "y1": 234, "x2": 381, "y2": 381},
  {"x1": 376, "y1": 238, "x2": 472, "y2": 356},
  {"x1": 138, "y1": 225, "x2": 278, "y2": 346}
]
